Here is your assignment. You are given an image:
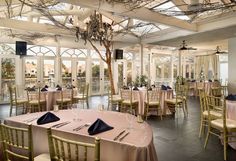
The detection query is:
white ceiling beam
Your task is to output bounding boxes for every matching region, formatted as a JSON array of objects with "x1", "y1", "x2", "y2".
[
  {"x1": 0, "y1": 18, "x2": 73, "y2": 36},
  {"x1": 58, "y1": 0, "x2": 197, "y2": 31}
]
